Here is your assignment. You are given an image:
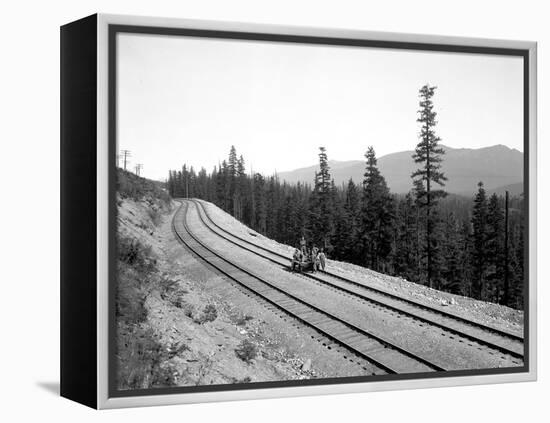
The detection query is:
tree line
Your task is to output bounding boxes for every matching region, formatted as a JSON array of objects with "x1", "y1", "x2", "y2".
[{"x1": 167, "y1": 84, "x2": 525, "y2": 309}]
